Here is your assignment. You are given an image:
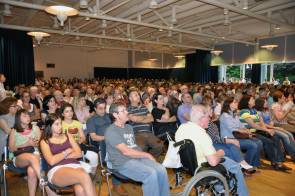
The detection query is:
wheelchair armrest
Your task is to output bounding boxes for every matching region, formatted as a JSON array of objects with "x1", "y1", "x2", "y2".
[
  {"x1": 200, "y1": 158, "x2": 225, "y2": 168},
  {"x1": 173, "y1": 140, "x2": 185, "y2": 147}
]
